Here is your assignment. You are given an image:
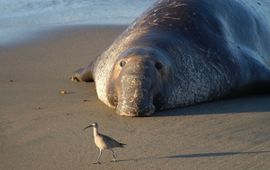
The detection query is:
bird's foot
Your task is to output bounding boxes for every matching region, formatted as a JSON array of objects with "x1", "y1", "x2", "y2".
[
  {"x1": 111, "y1": 158, "x2": 117, "y2": 163},
  {"x1": 92, "y1": 161, "x2": 101, "y2": 164}
]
